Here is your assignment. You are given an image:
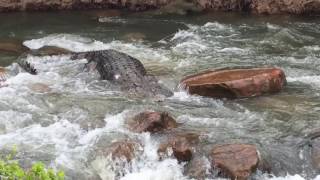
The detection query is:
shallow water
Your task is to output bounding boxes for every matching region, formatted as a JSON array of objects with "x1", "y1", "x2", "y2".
[{"x1": 0, "y1": 11, "x2": 320, "y2": 180}]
